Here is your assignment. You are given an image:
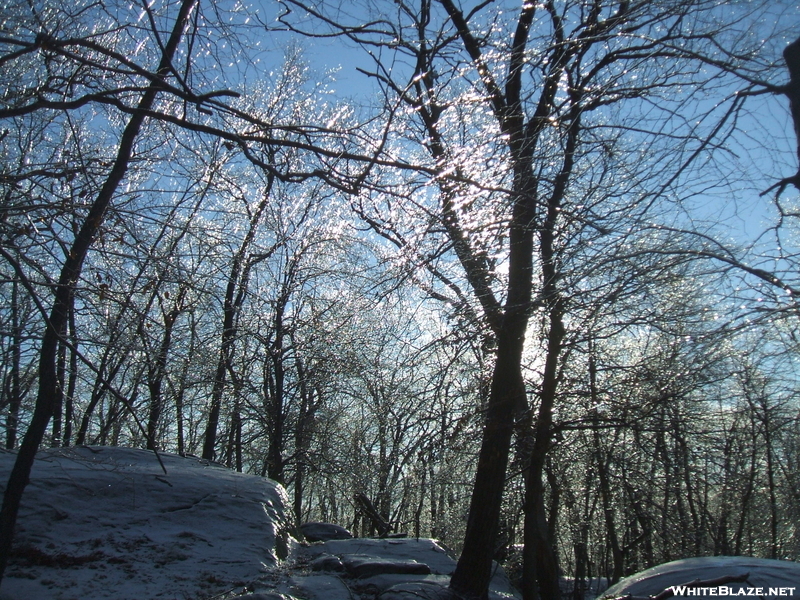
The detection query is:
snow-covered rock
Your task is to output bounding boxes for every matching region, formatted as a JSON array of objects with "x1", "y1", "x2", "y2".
[
  {"x1": 304, "y1": 537, "x2": 456, "y2": 574},
  {"x1": 601, "y1": 556, "x2": 800, "y2": 599},
  {"x1": 309, "y1": 553, "x2": 346, "y2": 571},
  {"x1": 299, "y1": 522, "x2": 353, "y2": 542},
  {"x1": 0, "y1": 446, "x2": 294, "y2": 600},
  {"x1": 289, "y1": 537, "x2": 520, "y2": 600}
]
